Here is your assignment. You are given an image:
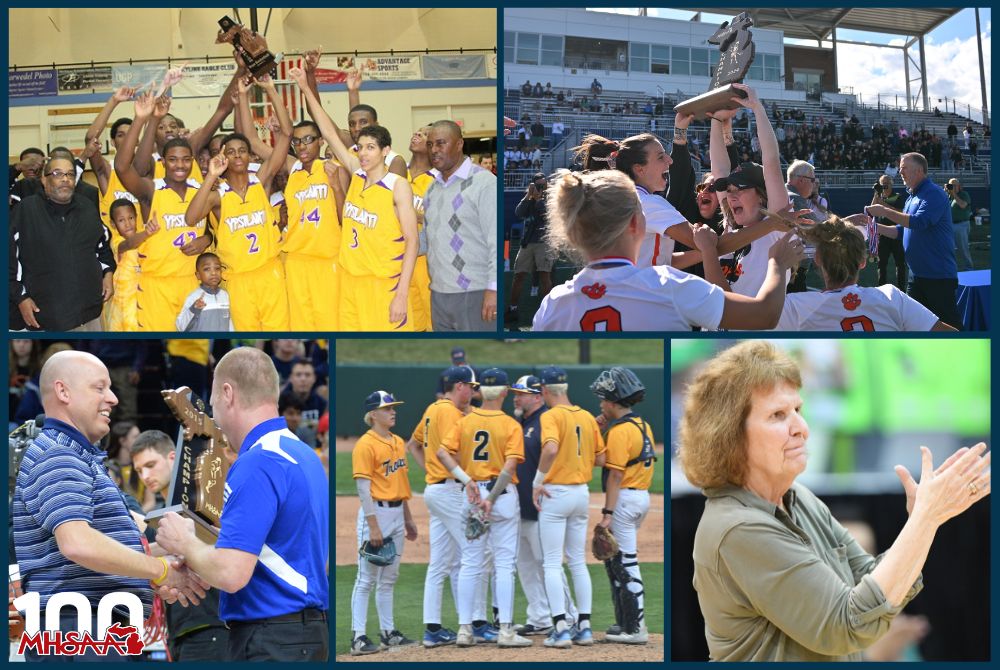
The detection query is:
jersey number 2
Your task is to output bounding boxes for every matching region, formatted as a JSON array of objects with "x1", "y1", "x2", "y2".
[
  {"x1": 580, "y1": 306, "x2": 622, "y2": 332},
  {"x1": 840, "y1": 315, "x2": 875, "y2": 332},
  {"x1": 246, "y1": 232, "x2": 260, "y2": 254},
  {"x1": 473, "y1": 430, "x2": 490, "y2": 461}
]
